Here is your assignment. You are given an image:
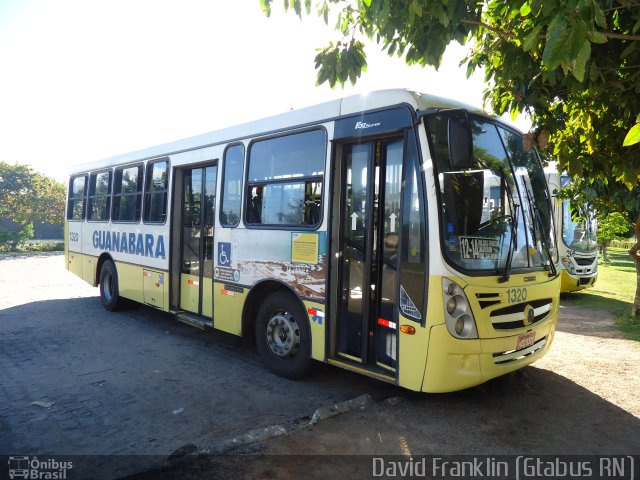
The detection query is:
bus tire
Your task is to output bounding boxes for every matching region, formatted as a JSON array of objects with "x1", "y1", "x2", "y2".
[
  {"x1": 255, "y1": 291, "x2": 312, "y2": 379},
  {"x1": 99, "y1": 260, "x2": 121, "y2": 311}
]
